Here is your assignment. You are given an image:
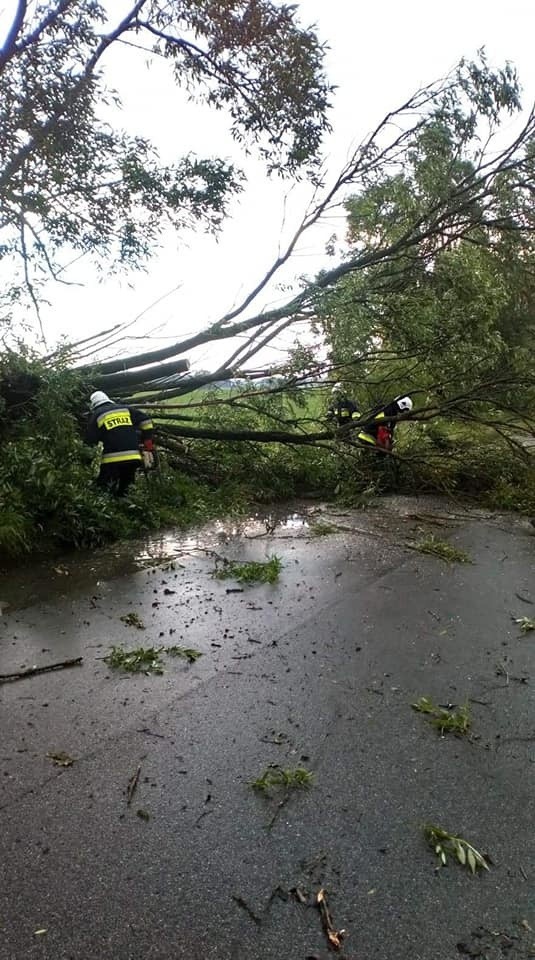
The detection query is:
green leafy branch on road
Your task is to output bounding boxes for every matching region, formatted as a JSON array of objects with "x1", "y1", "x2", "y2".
[
  {"x1": 251, "y1": 766, "x2": 313, "y2": 793},
  {"x1": 104, "y1": 644, "x2": 202, "y2": 674},
  {"x1": 424, "y1": 824, "x2": 490, "y2": 874},
  {"x1": 513, "y1": 616, "x2": 535, "y2": 633},
  {"x1": 412, "y1": 697, "x2": 471, "y2": 736},
  {"x1": 214, "y1": 555, "x2": 282, "y2": 585},
  {"x1": 411, "y1": 536, "x2": 472, "y2": 564}
]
